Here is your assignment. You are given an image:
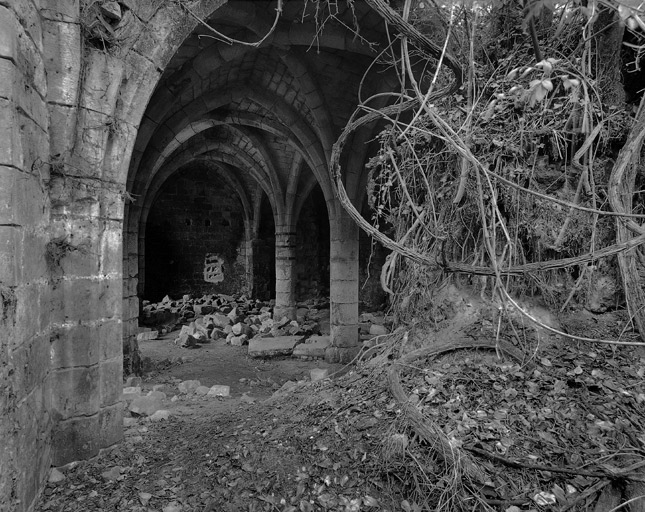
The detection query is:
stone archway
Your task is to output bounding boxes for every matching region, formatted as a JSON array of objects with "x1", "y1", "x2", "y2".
[{"x1": 0, "y1": 2, "x2": 393, "y2": 510}]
